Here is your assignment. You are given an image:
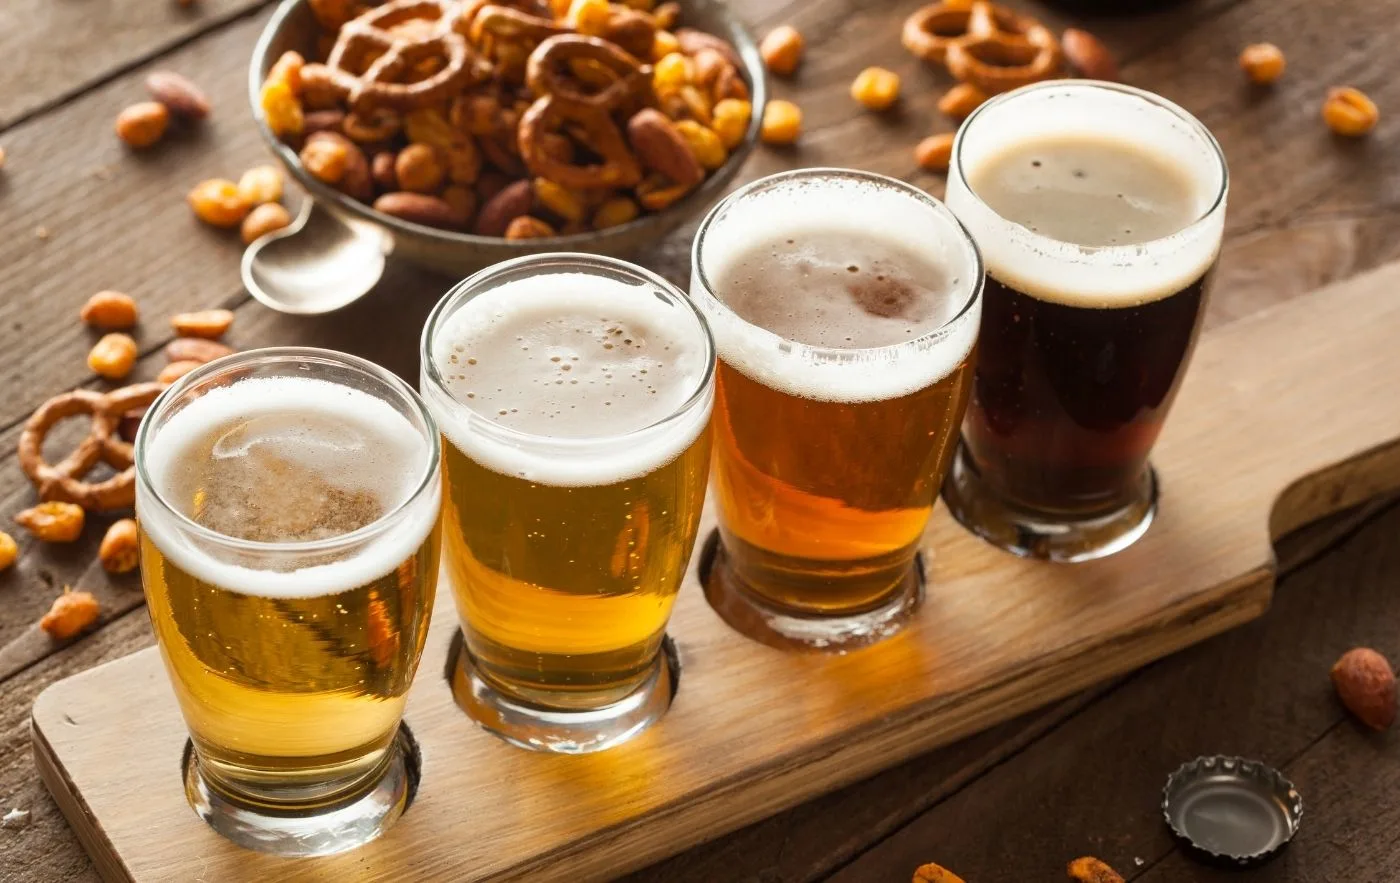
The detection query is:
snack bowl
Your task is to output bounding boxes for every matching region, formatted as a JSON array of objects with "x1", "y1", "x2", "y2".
[{"x1": 247, "y1": 0, "x2": 766, "y2": 287}]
